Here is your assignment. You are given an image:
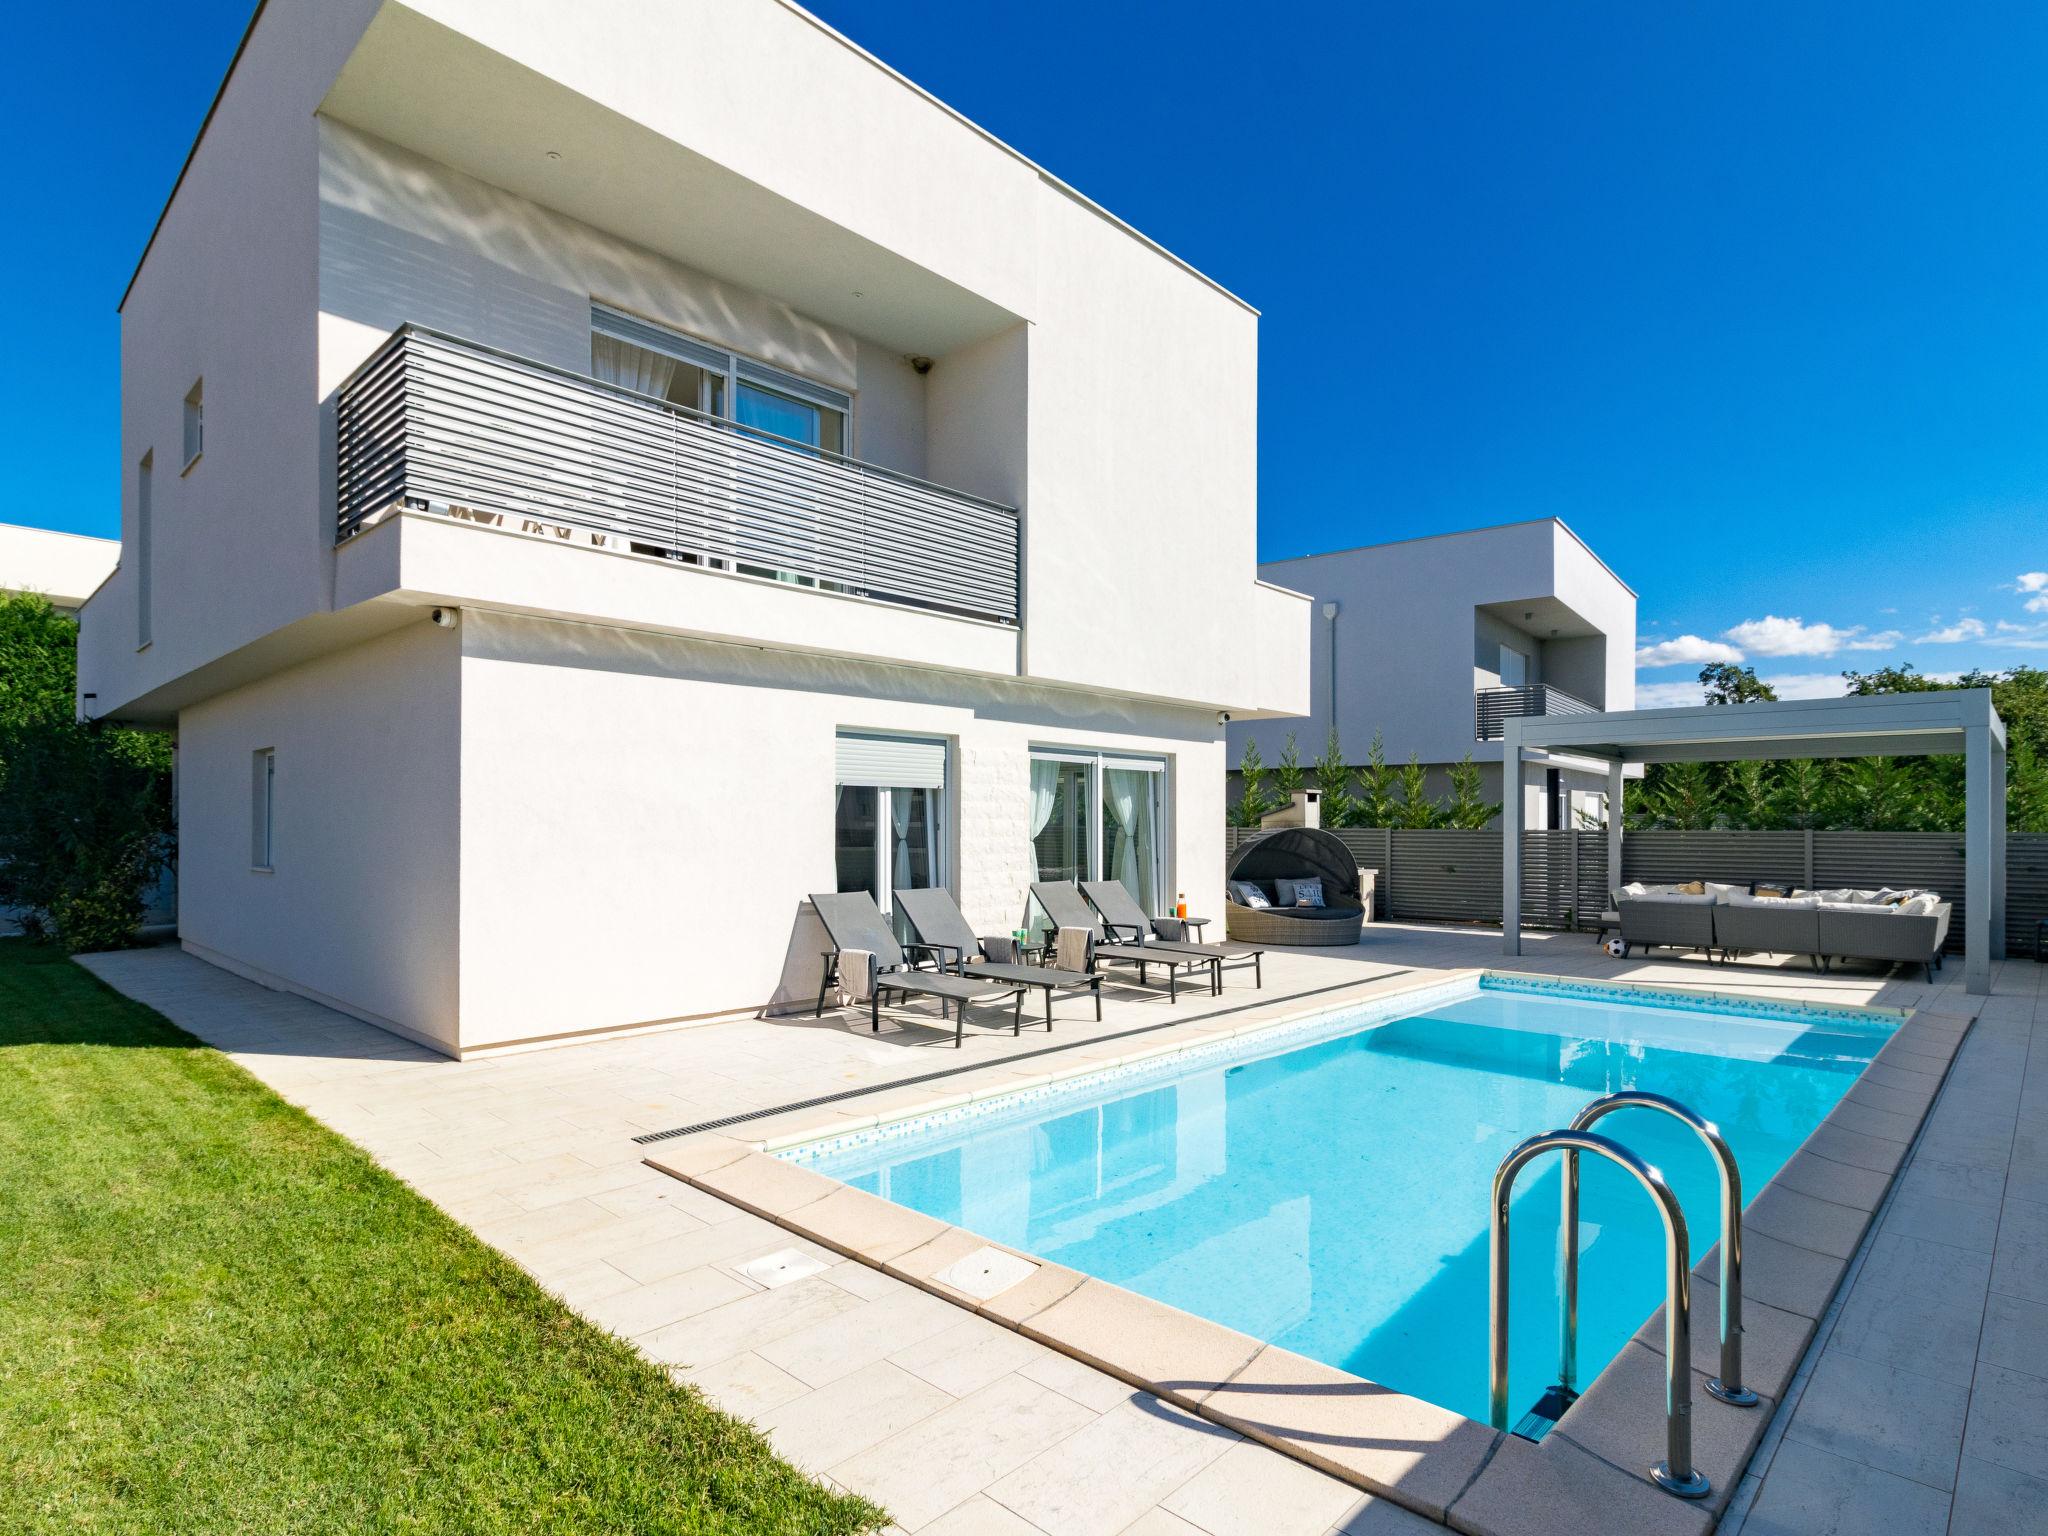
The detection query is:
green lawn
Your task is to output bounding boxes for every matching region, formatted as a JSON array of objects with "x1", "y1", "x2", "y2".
[{"x1": 0, "y1": 940, "x2": 884, "y2": 1534}]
